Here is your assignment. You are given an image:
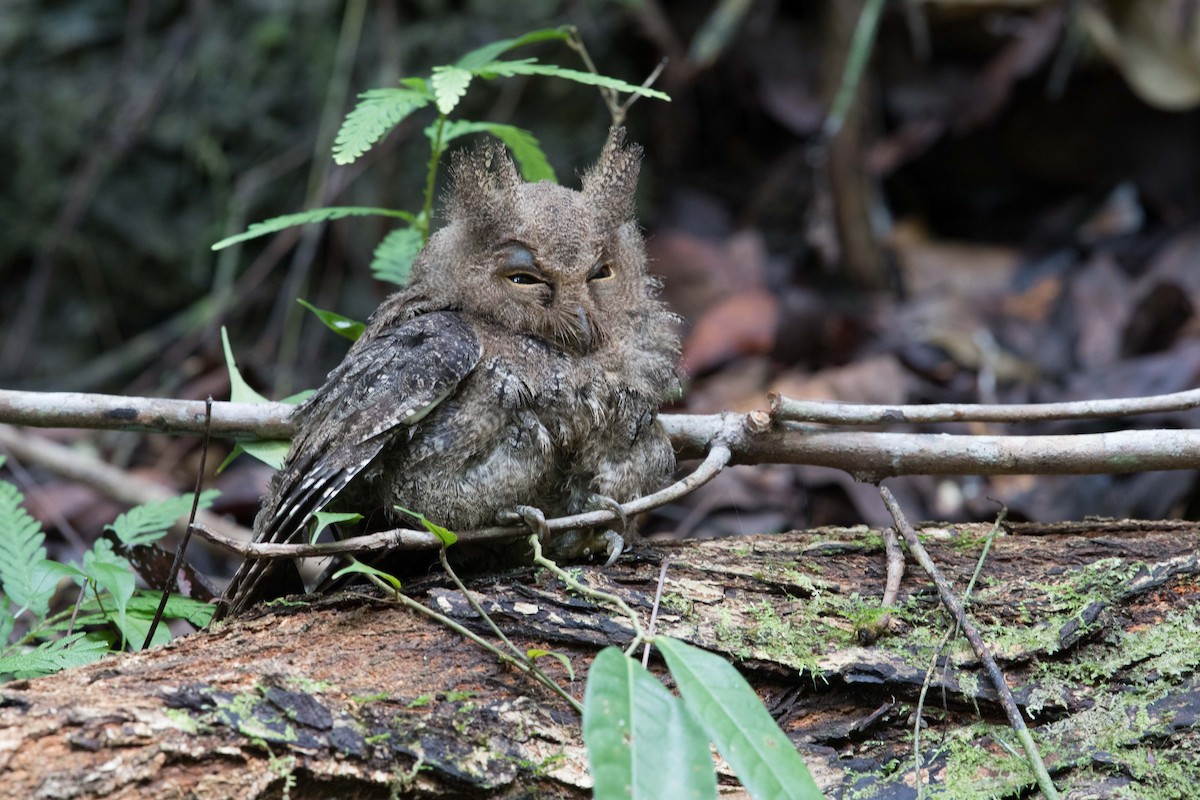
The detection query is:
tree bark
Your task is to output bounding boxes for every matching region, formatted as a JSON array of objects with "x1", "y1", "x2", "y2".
[{"x1": 3, "y1": 518, "x2": 1198, "y2": 799}]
